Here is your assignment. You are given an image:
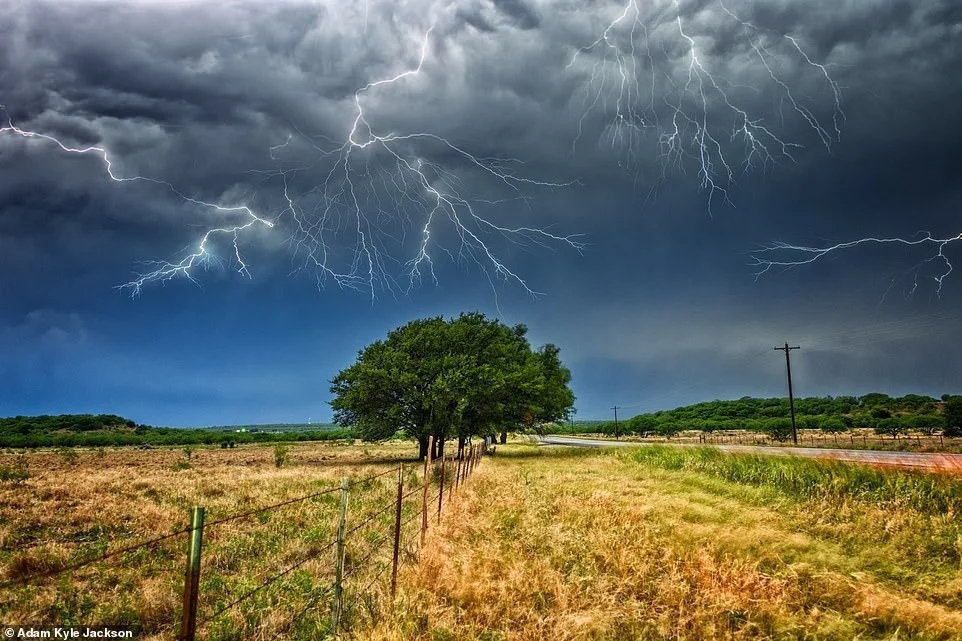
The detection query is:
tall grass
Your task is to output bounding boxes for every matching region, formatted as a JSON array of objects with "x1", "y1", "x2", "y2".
[{"x1": 622, "y1": 445, "x2": 962, "y2": 516}]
